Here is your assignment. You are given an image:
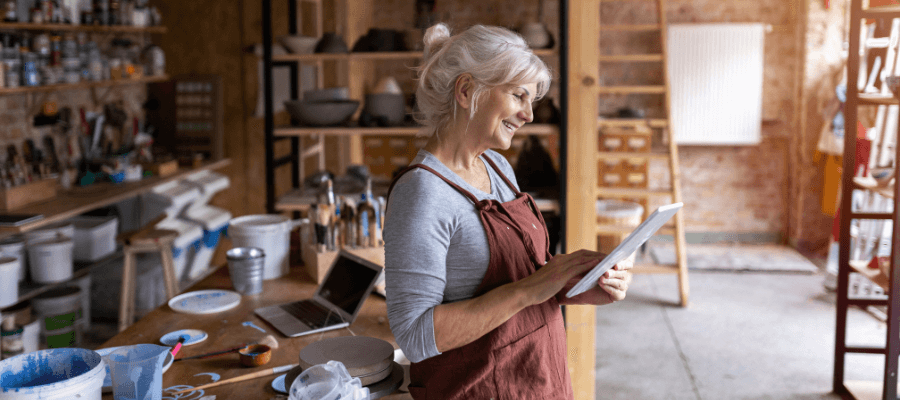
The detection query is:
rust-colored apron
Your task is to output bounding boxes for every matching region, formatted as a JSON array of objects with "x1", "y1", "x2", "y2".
[{"x1": 388, "y1": 156, "x2": 573, "y2": 400}]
